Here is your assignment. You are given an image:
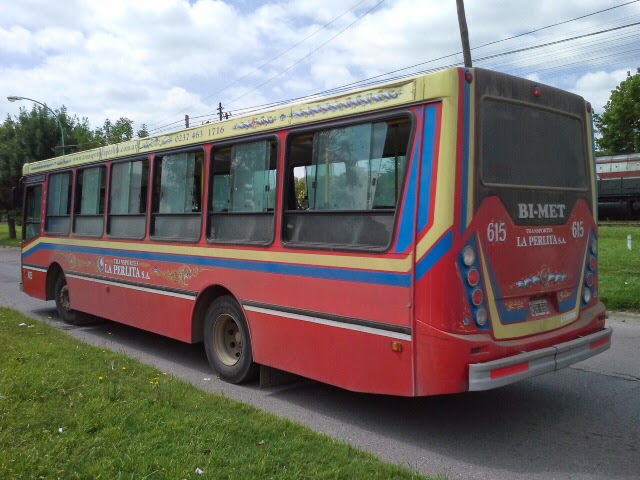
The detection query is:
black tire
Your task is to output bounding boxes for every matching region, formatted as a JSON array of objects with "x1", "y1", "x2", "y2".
[
  {"x1": 204, "y1": 295, "x2": 258, "y2": 384},
  {"x1": 54, "y1": 274, "x2": 79, "y2": 325}
]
